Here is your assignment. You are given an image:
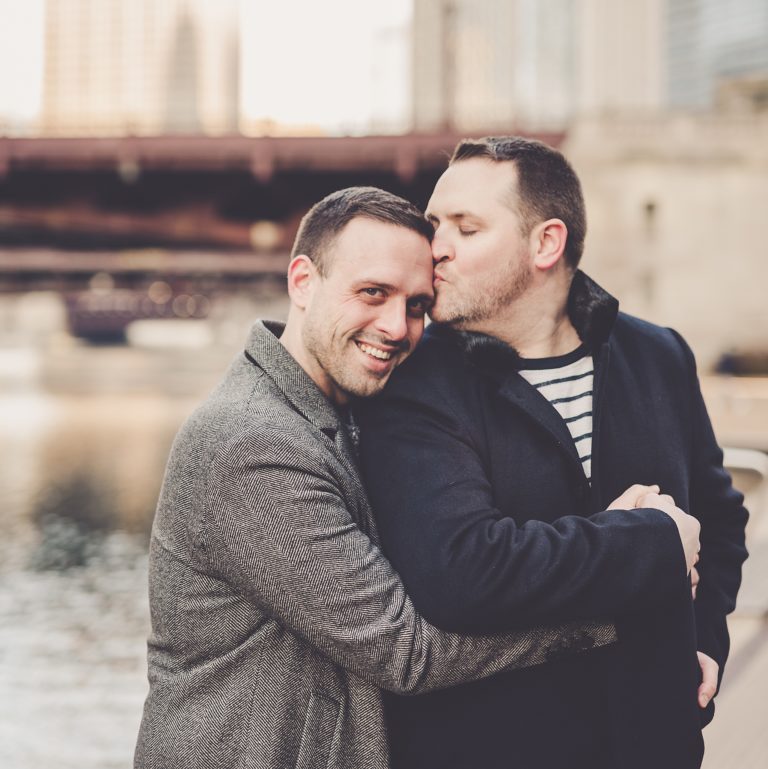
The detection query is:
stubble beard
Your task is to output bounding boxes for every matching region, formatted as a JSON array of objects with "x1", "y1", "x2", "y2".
[
  {"x1": 432, "y1": 259, "x2": 534, "y2": 329},
  {"x1": 302, "y1": 319, "x2": 388, "y2": 400}
]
